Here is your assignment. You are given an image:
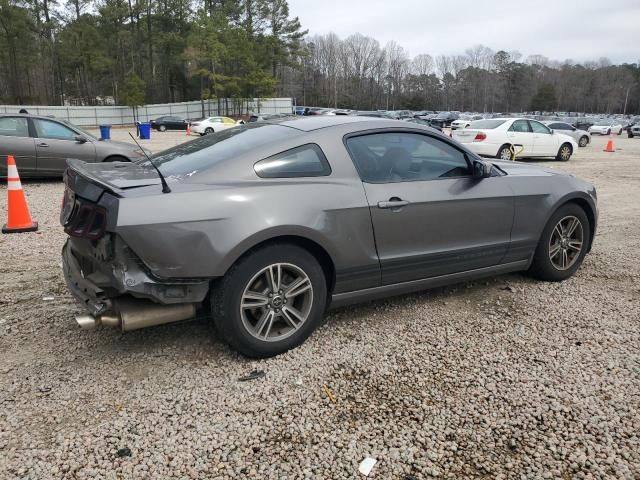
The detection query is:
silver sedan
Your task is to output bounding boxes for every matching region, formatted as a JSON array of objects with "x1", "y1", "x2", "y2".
[
  {"x1": 0, "y1": 113, "x2": 150, "y2": 178},
  {"x1": 544, "y1": 121, "x2": 591, "y2": 147}
]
